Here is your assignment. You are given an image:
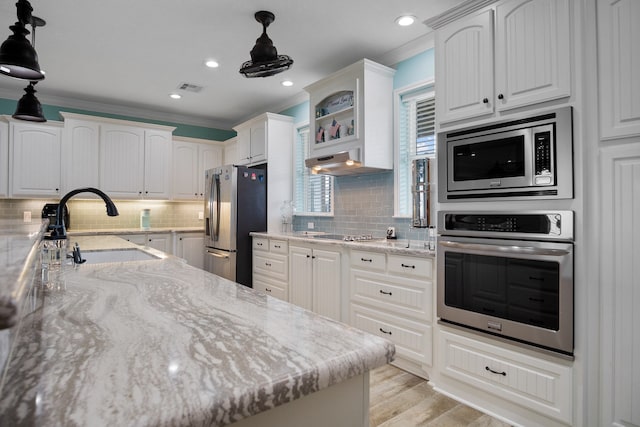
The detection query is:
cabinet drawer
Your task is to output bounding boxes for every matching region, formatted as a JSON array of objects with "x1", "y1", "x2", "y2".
[
  {"x1": 253, "y1": 253, "x2": 288, "y2": 281},
  {"x1": 269, "y1": 239, "x2": 288, "y2": 254},
  {"x1": 439, "y1": 330, "x2": 573, "y2": 425},
  {"x1": 387, "y1": 254, "x2": 432, "y2": 279},
  {"x1": 350, "y1": 303, "x2": 432, "y2": 367},
  {"x1": 253, "y1": 237, "x2": 269, "y2": 251},
  {"x1": 350, "y1": 250, "x2": 386, "y2": 271},
  {"x1": 253, "y1": 276, "x2": 288, "y2": 302},
  {"x1": 350, "y1": 270, "x2": 432, "y2": 321}
]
